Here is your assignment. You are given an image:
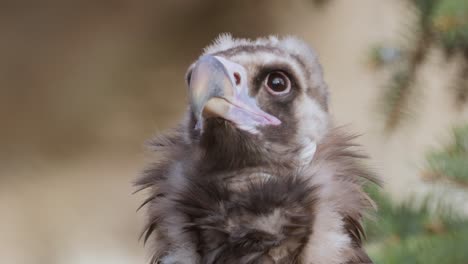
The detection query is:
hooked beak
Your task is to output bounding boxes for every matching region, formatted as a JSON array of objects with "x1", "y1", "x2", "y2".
[{"x1": 188, "y1": 55, "x2": 281, "y2": 133}]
